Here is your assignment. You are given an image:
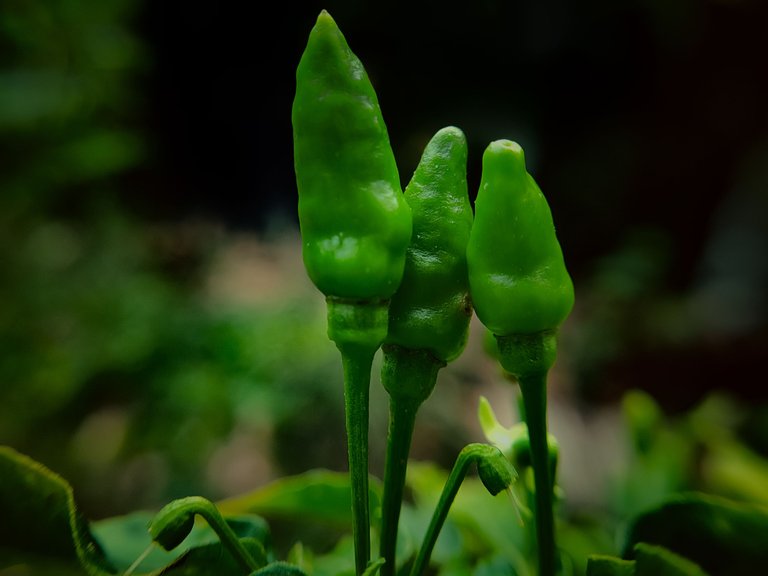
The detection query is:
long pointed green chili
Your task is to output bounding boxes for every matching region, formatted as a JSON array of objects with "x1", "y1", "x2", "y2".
[
  {"x1": 410, "y1": 444, "x2": 516, "y2": 576},
  {"x1": 293, "y1": 11, "x2": 412, "y2": 574},
  {"x1": 378, "y1": 127, "x2": 473, "y2": 576},
  {"x1": 467, "y1": 140, "x2": 574, "y2": 576}
]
